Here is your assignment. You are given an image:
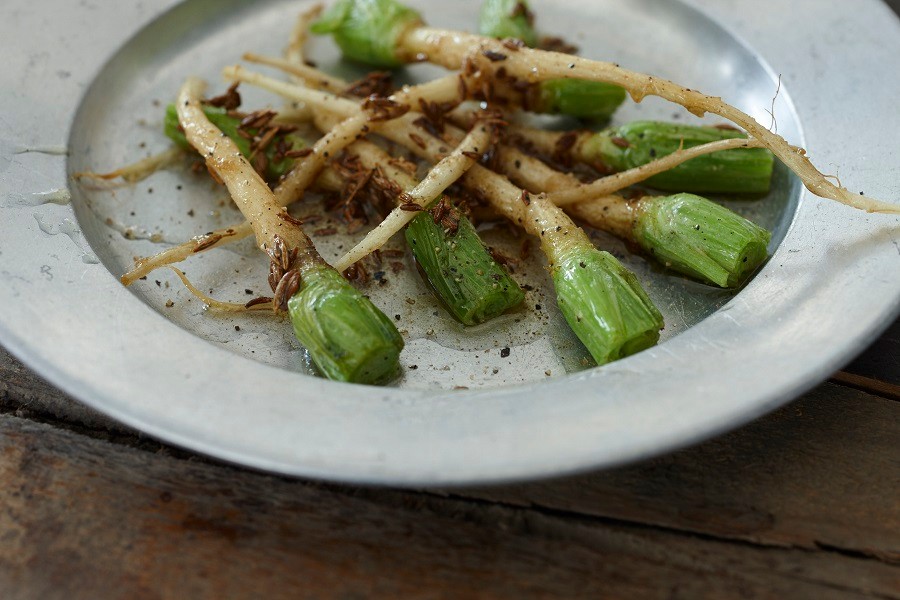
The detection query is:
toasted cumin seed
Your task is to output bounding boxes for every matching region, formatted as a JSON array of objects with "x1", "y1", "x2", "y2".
[
  {"x1": 277, "y1": 211, "x2": 304, "y2": 227},
  {"x1": 408, "y1": 132, "x2": 427, "y2": 150},
  {"x1": 193, "y1": 234, "x2": 223, "y2": 252},
  {"x1": 245, "y1": 296, "x2": 273, "y2": 309},
  {"x1": 482, "y1": 50, "x2": 508, "y2": 62},
  {"x1": 274, "y1": 269, "x2": 301, "y2": 312},
  {"x1": 285, "y1": 148, "x2": 314, "y2": 159}
]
